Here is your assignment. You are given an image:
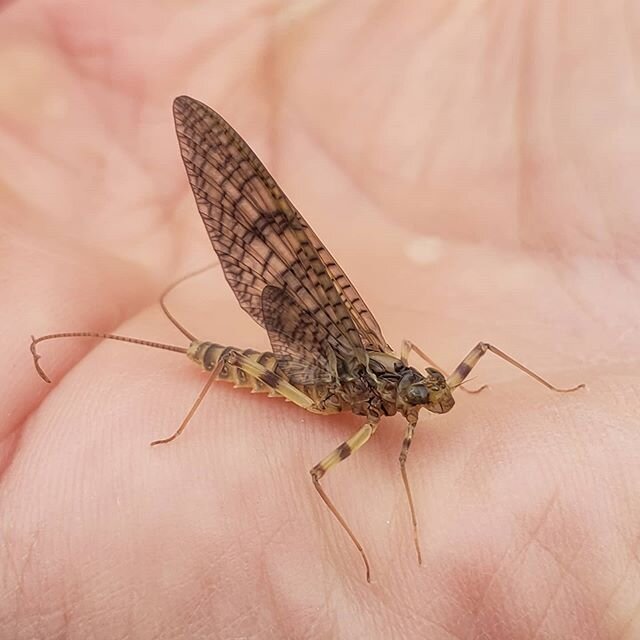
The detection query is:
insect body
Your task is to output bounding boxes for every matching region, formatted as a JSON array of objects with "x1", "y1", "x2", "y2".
[
  {"x1": 186, "y1": 340, "x2": 452, "y2": 419},
  {"x1": 31, "y1": 96, "x2": 584, "y2": 582}
]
